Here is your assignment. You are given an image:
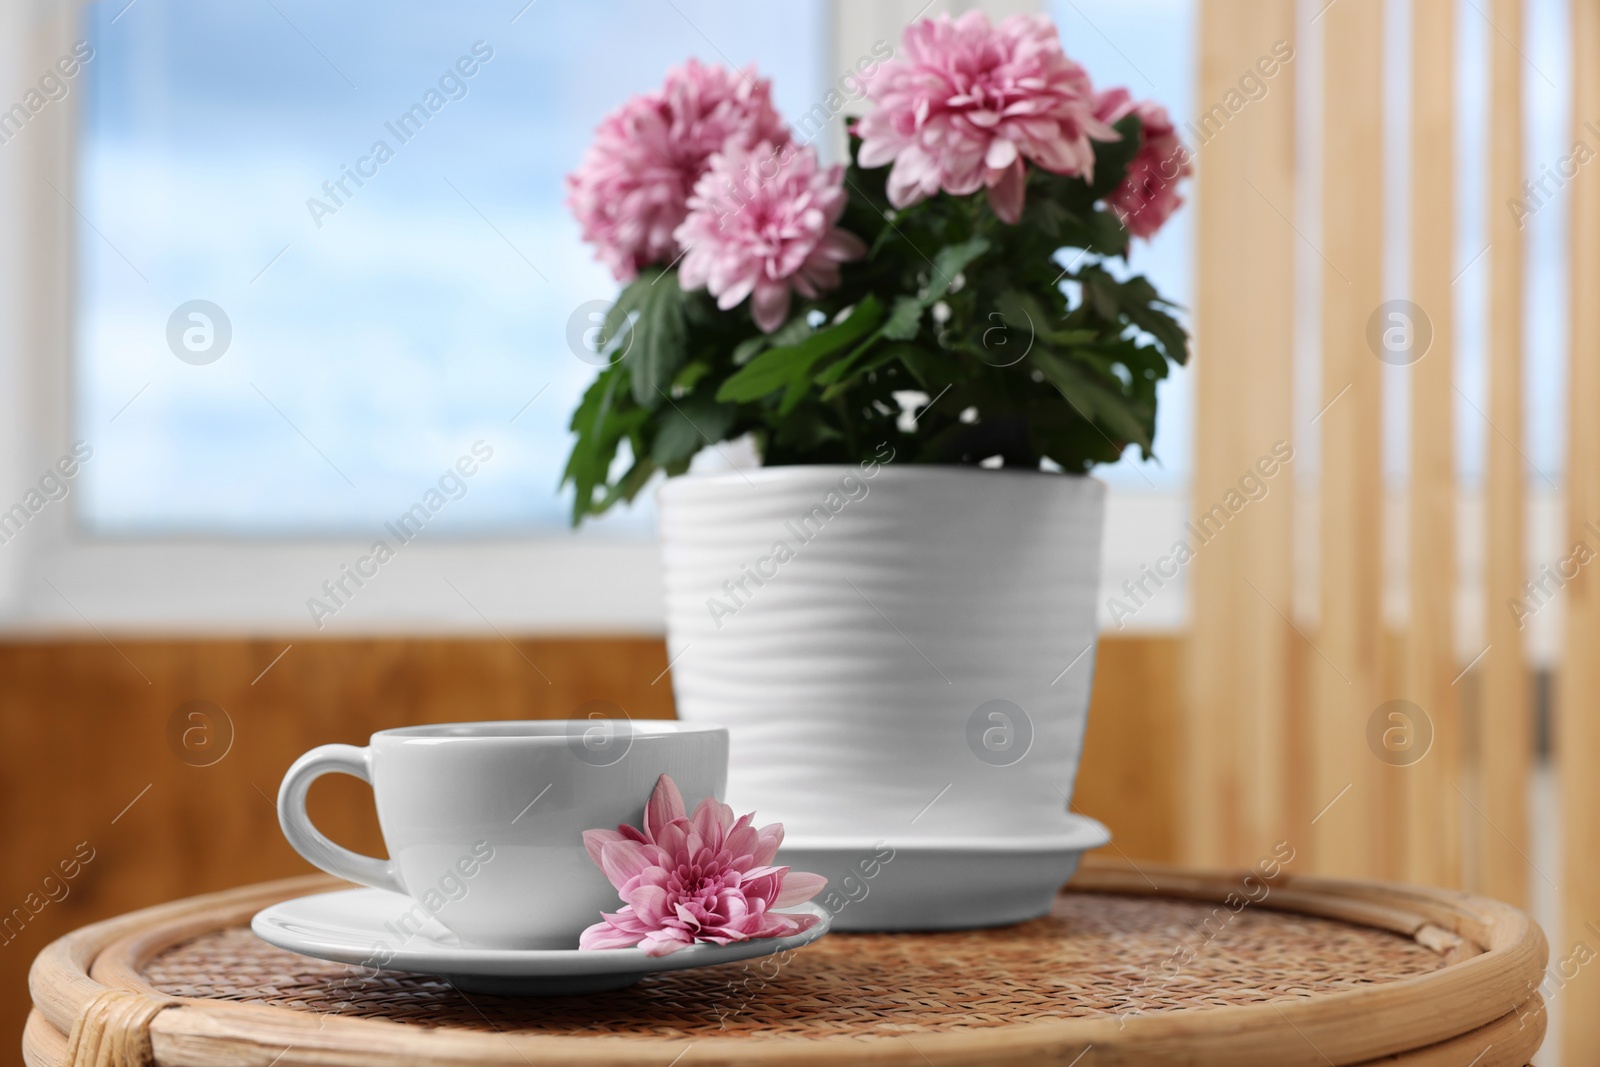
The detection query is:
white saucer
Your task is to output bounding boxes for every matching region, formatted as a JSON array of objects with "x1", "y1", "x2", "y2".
[
  {"x1": 779, "y1": 814, "x2": 1111, "y2": 931},
  {"x1": 251, "y1": 888, "x2": 831, "y2": 995}
]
